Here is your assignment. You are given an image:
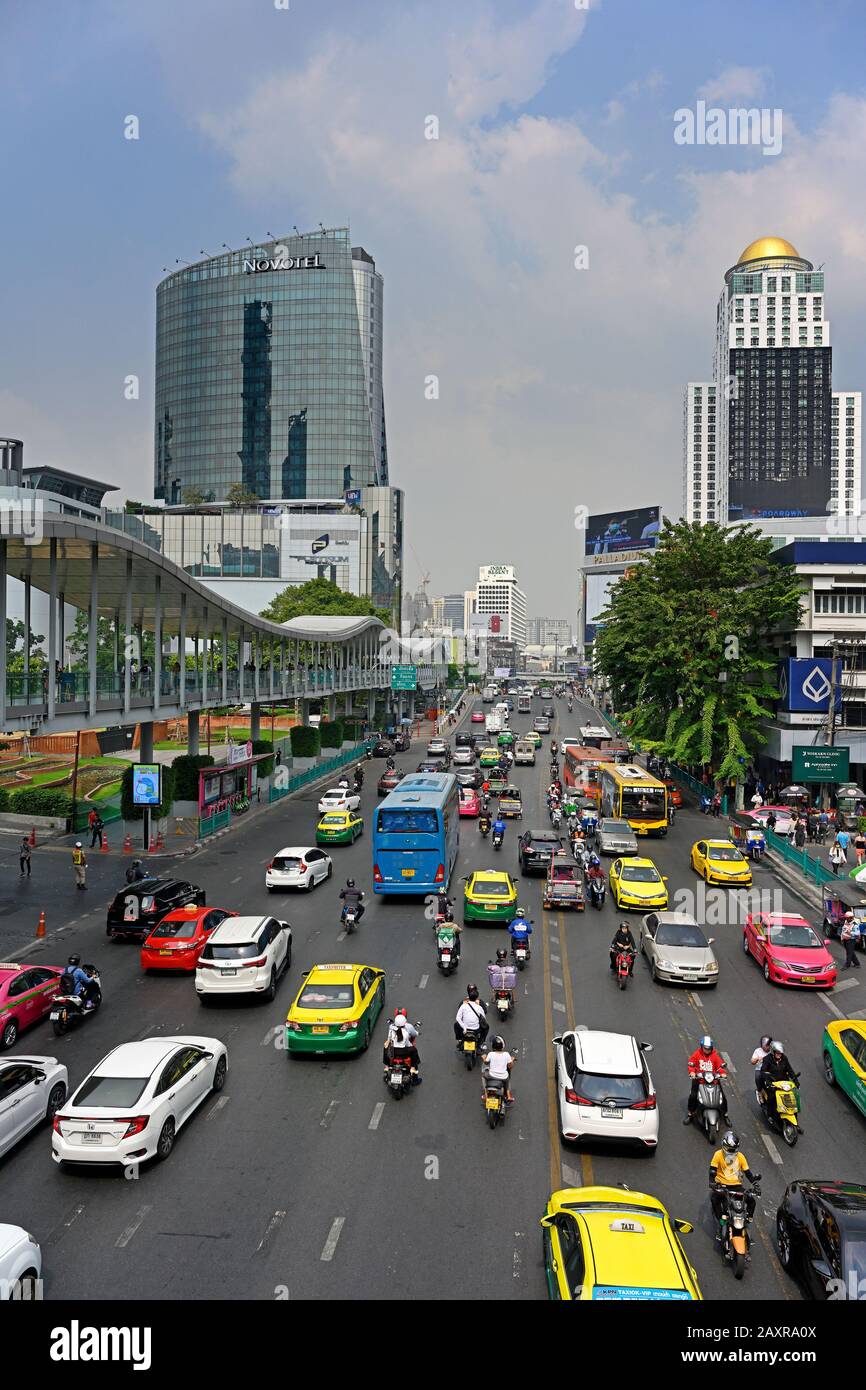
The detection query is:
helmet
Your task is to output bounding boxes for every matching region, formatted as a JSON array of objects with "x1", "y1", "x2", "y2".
[
  {"x1": 67, "y1": 954, "x2": 81, "y2": 967},
  {"x1": 589, "y1": 853, "x2": 600, "y2": 867},
  {"x1": 346, "y1": 878, "x2": 355, "y2": 889},
  {"x1": 495, "y1": 948, "x2": 508, "y2": 964},
  {"x1": 393, "y1": 1008, "x2": 407, "y2": 1022},
  {"x1": 700, "y1": 1035, "x2": 714, "y2": 1053},
  {"x1": 770, "y1": 1039, "x2": 784, "y2": 1055},
  {"x1": 74, "y1": 841, "x2": 82, "y2": 849},
  {"x1": 467, "y1": 984, "x2": 480, "y2": 1001},
  {"x1": 721, "y1": 1129, "x2": 740, "y2": 1153},
  {"x1": 133, "y1": 858, "x2": 142, "y2": 867},
  {"x1": 491, "y1": 1035, "x2": 505, "y2": 1051}
]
